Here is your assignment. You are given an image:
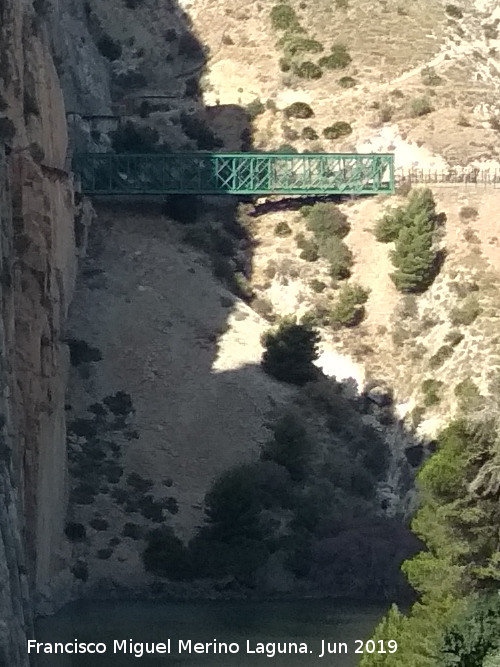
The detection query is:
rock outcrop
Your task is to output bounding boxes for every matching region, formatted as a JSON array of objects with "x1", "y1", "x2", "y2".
[{"x1": 0, "y1": 0, "x2": 92, "y2": 662}]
